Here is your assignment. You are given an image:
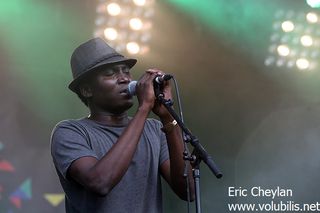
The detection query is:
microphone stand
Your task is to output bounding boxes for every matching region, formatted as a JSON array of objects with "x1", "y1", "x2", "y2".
[{"x1": 154, "y1": 87, "x2": 223, "y2": 213}]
